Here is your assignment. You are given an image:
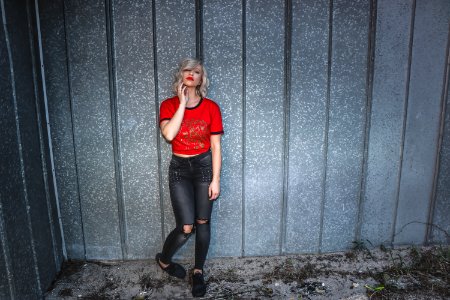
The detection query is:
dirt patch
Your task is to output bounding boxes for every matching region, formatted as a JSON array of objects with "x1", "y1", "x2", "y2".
[{"x1": 45, "y1": 245, "x2": 449, "y2": 299}]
